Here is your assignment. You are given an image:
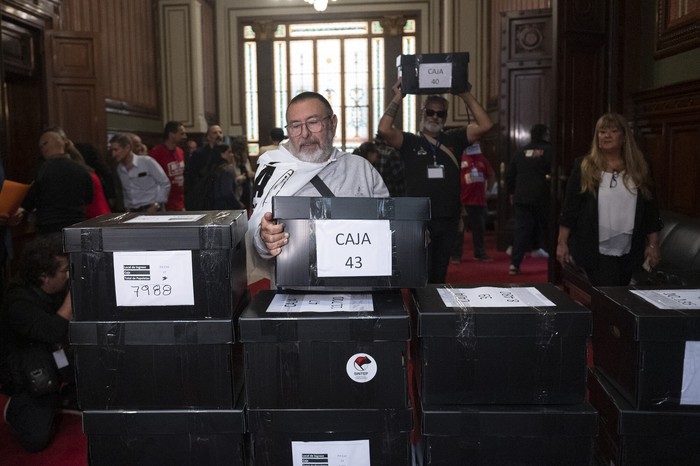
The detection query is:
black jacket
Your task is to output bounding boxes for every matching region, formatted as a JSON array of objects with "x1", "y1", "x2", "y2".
[
  {"x1": 0, "y1": 282, "x2": 69, "y2": 395},
  {"x1": 559, "y1": 157, "x2": 663, "y2": 270}
]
